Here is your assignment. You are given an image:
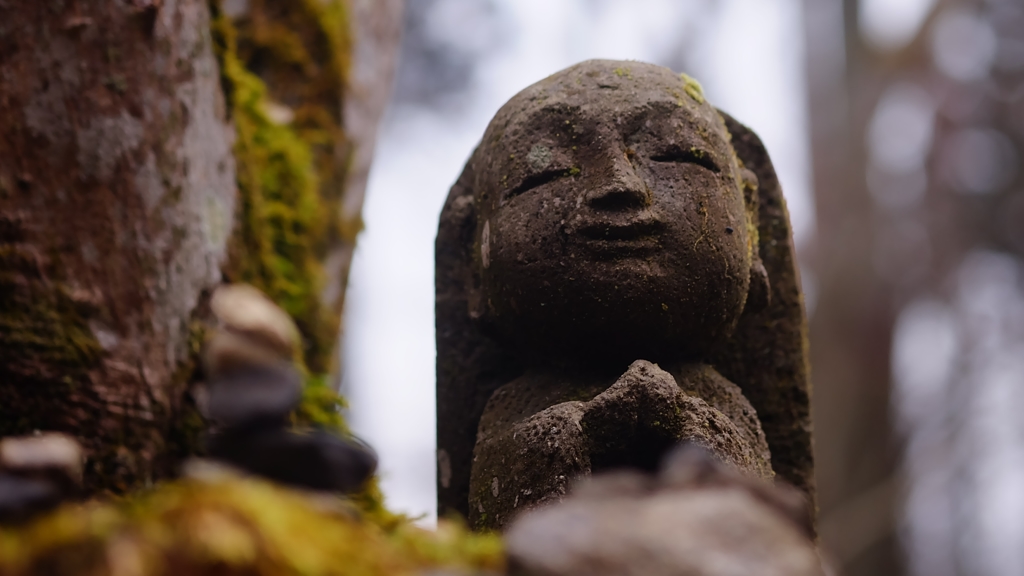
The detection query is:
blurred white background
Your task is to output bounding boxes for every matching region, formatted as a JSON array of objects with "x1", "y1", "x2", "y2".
[{"x1": 341, "y1": 0, "x2": 813, "y2": 525}]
